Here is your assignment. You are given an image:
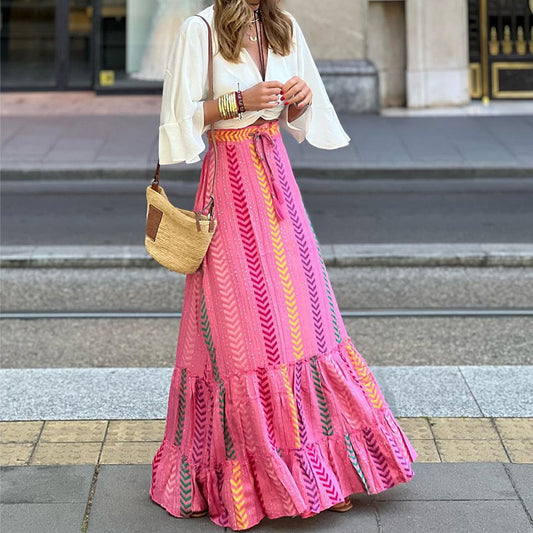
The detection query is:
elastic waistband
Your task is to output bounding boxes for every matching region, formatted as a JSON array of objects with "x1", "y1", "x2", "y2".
[{"x1": 207, "y1": 120, "x2": 280, "y2": 143}]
